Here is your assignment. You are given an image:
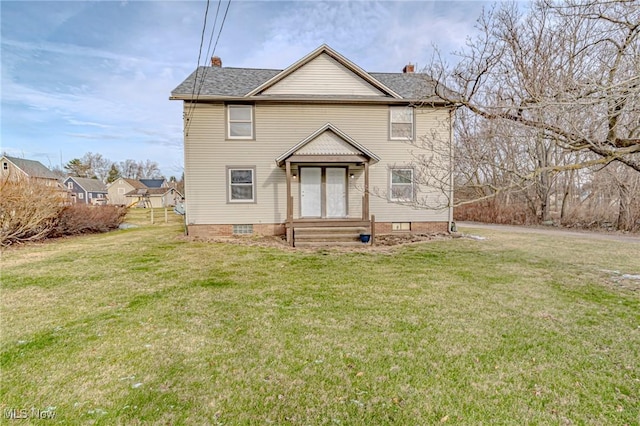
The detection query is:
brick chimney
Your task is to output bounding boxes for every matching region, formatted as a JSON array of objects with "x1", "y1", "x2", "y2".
[
  {"x1": 402, "y1": 63, "x2": 415, "y2": 73},
  {"x1": 211, "y1": 56, "x2": 222, "y2": 67}
]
